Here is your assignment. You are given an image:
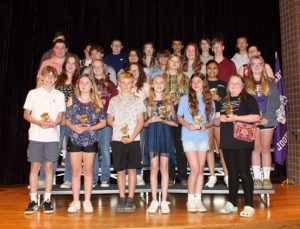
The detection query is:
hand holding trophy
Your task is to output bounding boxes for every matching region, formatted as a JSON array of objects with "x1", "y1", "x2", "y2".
[
  {"x1": 193, "y1": 115, "x2": 203, "y2": 130},
  {"x1": 120, "y1": 124, "x2": 129, "y2": 138},
  {"x1": 79, "y1": 114, "x2": 89, "y2": 127},
  {"x1": 40, "y1": 112, "x2": 51, "y2": 122},
  {"x1": 225, "y1": 103, "x2": 234, "y2": 117}
]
